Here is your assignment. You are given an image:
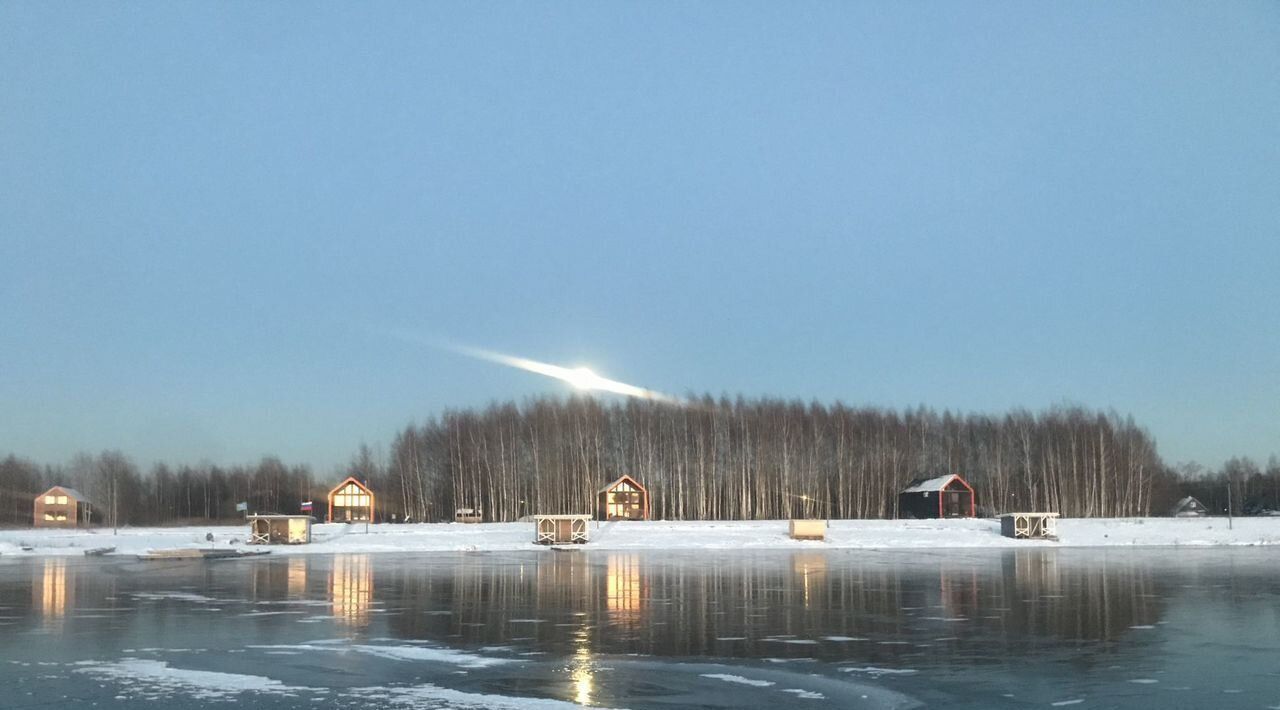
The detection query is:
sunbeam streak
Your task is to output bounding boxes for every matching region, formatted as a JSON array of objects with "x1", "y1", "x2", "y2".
[{"x1": 452, "y1": 344, "x2": 683, "y2": 404}]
